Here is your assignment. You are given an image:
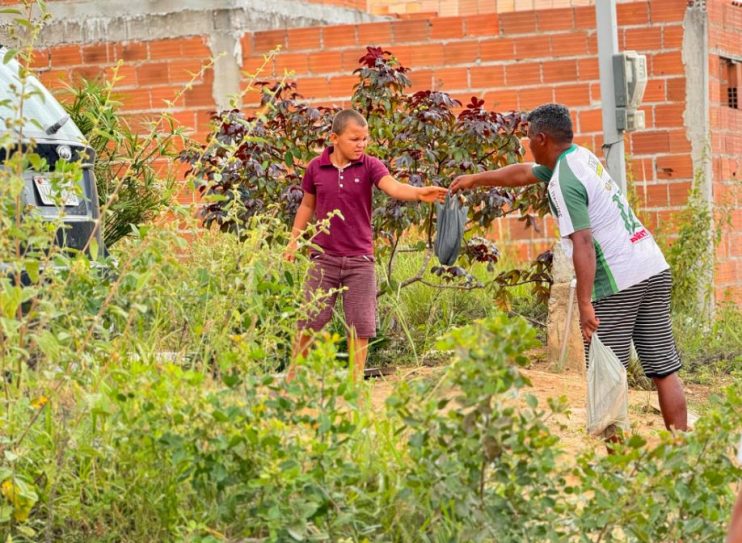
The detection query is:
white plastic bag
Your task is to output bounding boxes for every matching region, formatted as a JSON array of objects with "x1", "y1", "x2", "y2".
[{"x1": 586, "y1": 333, "x2": 629, "y2": 437}]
